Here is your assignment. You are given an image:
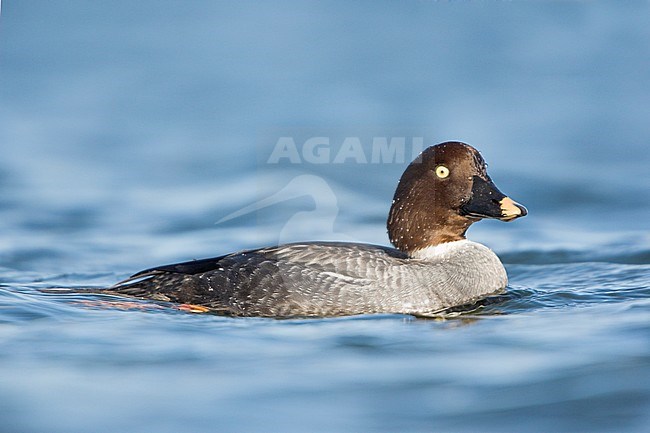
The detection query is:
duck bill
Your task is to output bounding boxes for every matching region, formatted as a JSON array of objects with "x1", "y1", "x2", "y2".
[{"x1": 460, "y1": 176, "x2": 528, "y2": 222}]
